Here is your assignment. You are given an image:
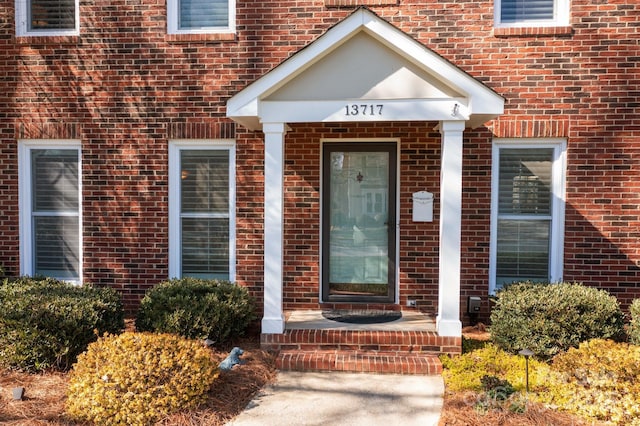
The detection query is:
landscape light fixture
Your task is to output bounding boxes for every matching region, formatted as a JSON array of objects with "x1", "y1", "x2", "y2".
[{"x1": 518, "y1": 348, "x2": 534, "y2": 392}]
